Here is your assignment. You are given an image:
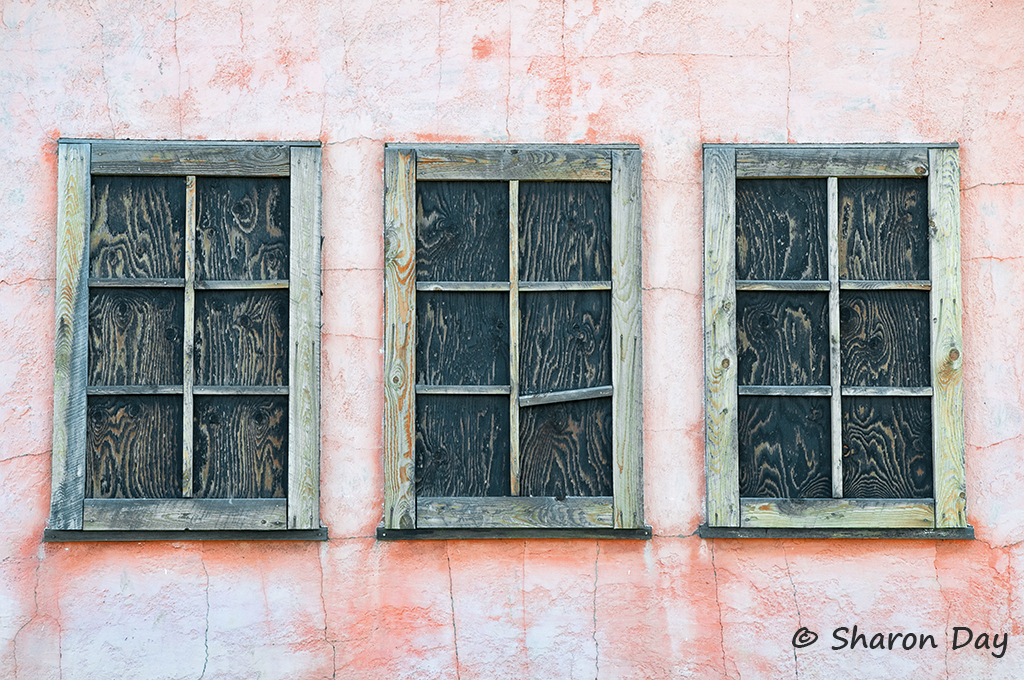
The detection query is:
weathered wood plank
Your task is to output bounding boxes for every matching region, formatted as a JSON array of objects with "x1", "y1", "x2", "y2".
[
  {"x1": 90, "y1": 176, "x2": 186, "y2": 279},
  {"x1": 83, "y1": 498, "x2": 288, "y2": 530},
  {"x1": 842, "y1": 386, "x2": 932, "y2": 397},
  {"x1": 828, "y1": 176, "x2": 842, "y2": 498},
  {"x1": 193, "y1": 396, "x2": 288, "y2": 499},
  {"x1": 91, "y1": 143, "x2": 292, "y2": 176},
  {"x1": 87, "y1": 288, "x2": 184, "y2": 386},
  {"x1": 51, "y1": 143, "x2": 91, "y2": 530},
  {"x1": 194, "y1": 290, "x2": 289, "y2": 386},
  {"x1": 840, "y1": 291, "x2": 930, "y2": 387},
  {"x1": 736, "y1": 147, "x2": 929, "y2": 178},
  {"x1": 519, "y1": 385, "x2": 613, "y2": 408},
  {"x1": 87, "y1": 385, "x2": 183, "y2": 395},
  {"x1": 192, "y1": 385, "x2": 290, "y2": 396},
  {"x1": 287, "y1": 145, "x2": 322, "y2": 529},
  {"x1": 839, "y1": 280, "x2": 931, "y2": 290},
  {"x1": 610, "y1": 148, "x2": 644, "y2": 528},
  {"x1": 736, "y1": 280, "x2": 829, "y2": 292},
  {"x1": 736, "y1": 292, "x2": 829, "y2": 386},
  {"x1": 741, "y1": 498, "x2": 934, "y2": 528},
  {"x1": 519, "y1": 281, "x2": 611, "y2": 292},
  {"x1": 88, "y1": 278, "x2": 185, "y2": 288},
  {"x1": 415, "y1": 281, "x2": 509, "y2": 292},
  {"x1": 519, "y1": 181, "x2": 611, "y2": 281},
  {"x1": 195, "y1": 280, "x2": 289, "y2": 290},
  {"x1": 520, "y1": 398, "x2": 613, "y2": 497},
  {"x1": 183, "y1": 176, "x2": 196, "y2": 498},
  {"x1": 196, "y1": 177, "x2": 290, "y2": 281},
  {"x1": 414, "y1": 146, "x2": 612, "y2": 181},
  {"x1": 839, "y1": 177, "x2": 930, "y2": 281},
  {"x1": 415, "y1": 395, "x2": 510, "y2": 497},
  {"x1": 509, "y1": 181, "x2": 521, "y2": 497},
  {"x1": 738, "y1": 396, "x2": 831, "y2": 499},
  {"x1": 414, "y1": 384, "x2": 510, "y2": 395},
  {"x1": 703, "y1": 146, "x2": 739, "y2": 527},
  {"x1": 382, "y1": 148, "x2": 418, "y2": 529},
  {"x1": 417, "y1": 496, "x2": 613, "y2": 528},
  {"x1": 929, "y1": 147, "x2": 966, "y2": 528},
  {"x1": 416, "y1": 180, "x2": 508, "y2": 282},
  {"x1": 737, "y1": 385, "x2": 830, "y2": 396},
  {"x1": 842, "y1": 396, "x2": 933, "y2": 498},
  {"x1": 86, "y1": 395, "x2": 183, "y2": 499},
  {"x1": 736, "y1": 178, "x2": 828, "y2": 280},
  {"x1": 378, "y1": 526, "x2": 649, "y2": 540}
]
